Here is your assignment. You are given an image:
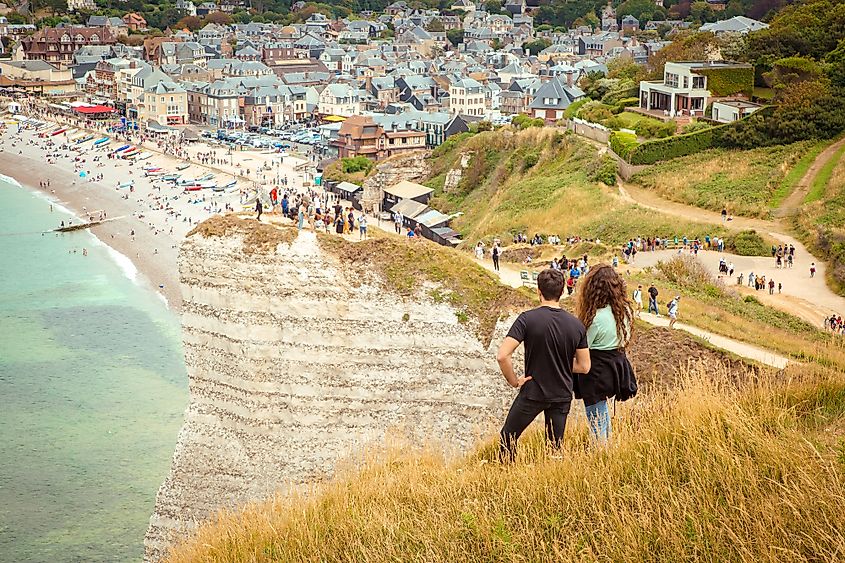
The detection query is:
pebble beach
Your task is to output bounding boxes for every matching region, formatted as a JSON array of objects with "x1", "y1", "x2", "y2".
[{"x1": 0, "y1": 110, "x2": 311, "y2": 309}]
